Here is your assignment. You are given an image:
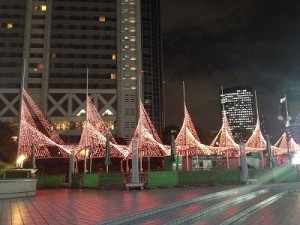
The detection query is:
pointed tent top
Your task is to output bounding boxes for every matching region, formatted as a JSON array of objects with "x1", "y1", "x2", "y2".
[
  {"x1": 245, "y1": 116, "x2": 266, "y2": 151},
  {"x1": 85, "y1": 96, "x2": 116, "y2": 143},
  {"x1": 211, "y1": 112, "x2": 237, "y2": 148},
  {"x1": 274, "y1": 132, "x2": 300, "y2": 154},
  {"x1": 175, "y1": 104, "x2": 200, "y2": 146},
  {"x1": 138, "y1": 101, "x2": 162, "y2": 143},
  {"x1": 127, "y1": 102, "x2": 168, "y2": 158}
]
